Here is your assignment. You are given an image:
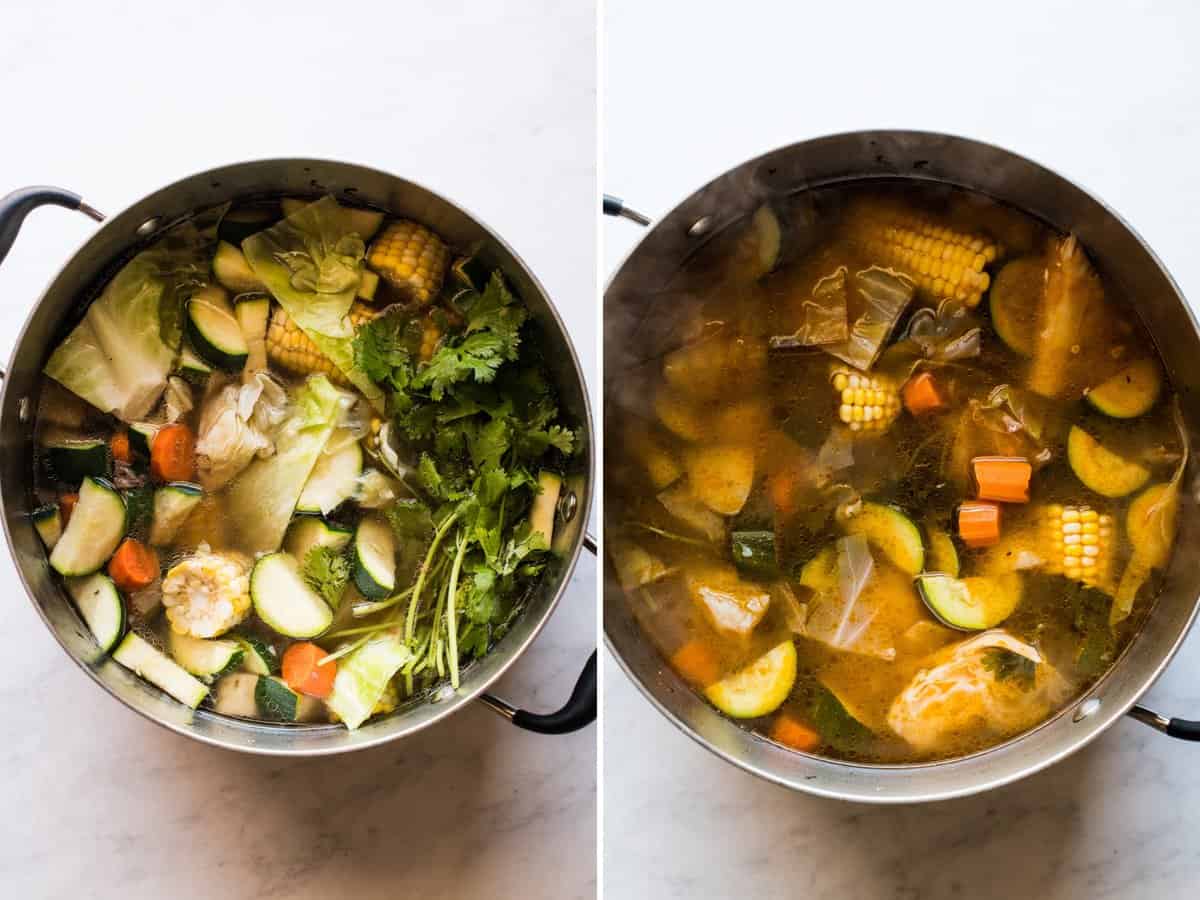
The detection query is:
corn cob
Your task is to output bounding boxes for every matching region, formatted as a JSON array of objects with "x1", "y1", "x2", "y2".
[
  {"x1": 850, "y1": 212, "x2": 1002, "y2": 308},
  {"x1": 831, "y1": 366, "x2": 901, "y2": 433},
  {"x1": 265, "y1": 303, "x2": 375, "y2": 384},
  {"x1": 366, "y1": 220, "x2": 450, "y2": 306},
  {"x1": 162, "y1": 548, "x2": 252, "y2": 638},
  {"x1": 1039, "y1": 504, "x2": 1116, "y2": 591}
]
